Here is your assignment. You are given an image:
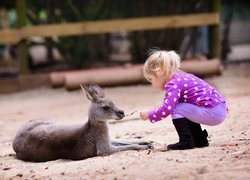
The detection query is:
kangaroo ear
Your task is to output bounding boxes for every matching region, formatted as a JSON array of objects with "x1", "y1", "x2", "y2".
[
  {"x1": 90, "y1": 83, "x2": 106, "y2": 99},
  {"x1": 80, "y1": 83, "x2": 95, "y2": 102}
]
